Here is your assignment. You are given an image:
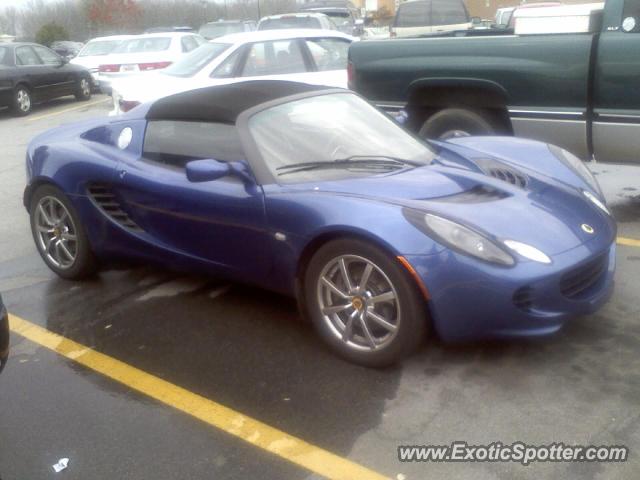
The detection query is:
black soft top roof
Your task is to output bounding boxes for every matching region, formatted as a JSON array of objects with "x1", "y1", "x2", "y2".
[{"x1": 145, "y1": 81, "x2": 330, "y2": 125}]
